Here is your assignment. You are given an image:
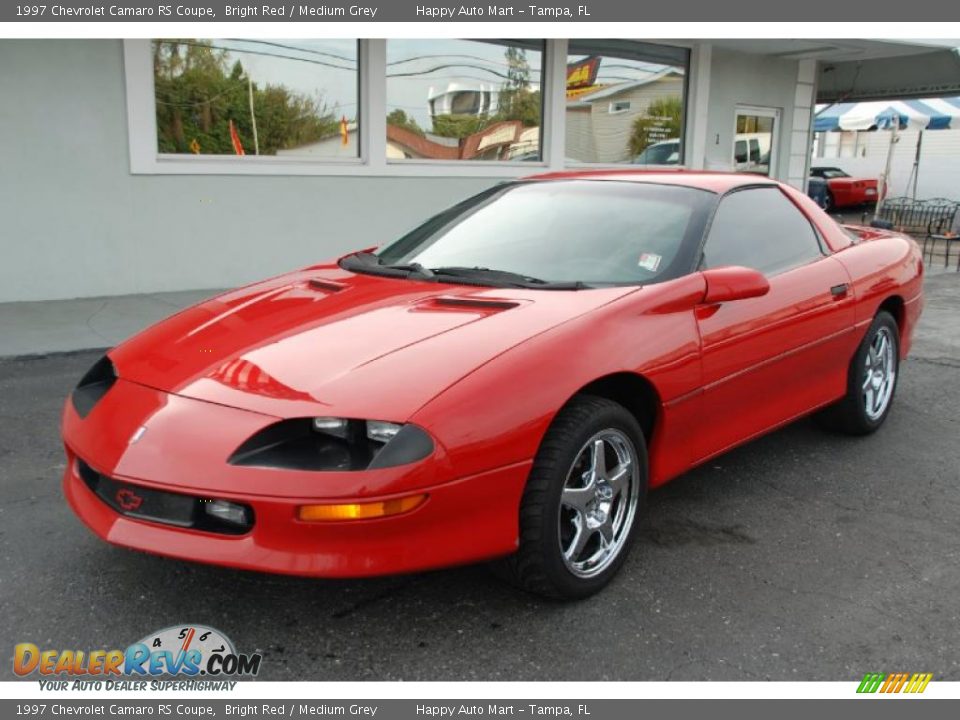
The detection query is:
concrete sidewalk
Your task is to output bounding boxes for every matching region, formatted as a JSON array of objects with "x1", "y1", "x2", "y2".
[{"x1": 0, "y1": 288, "x2": 225, "y2": 357}]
